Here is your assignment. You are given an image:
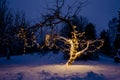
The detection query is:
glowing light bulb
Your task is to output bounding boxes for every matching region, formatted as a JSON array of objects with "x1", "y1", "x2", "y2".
[{"x1": 17, "y1": 26, "x2": 104, "y2": 65}]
